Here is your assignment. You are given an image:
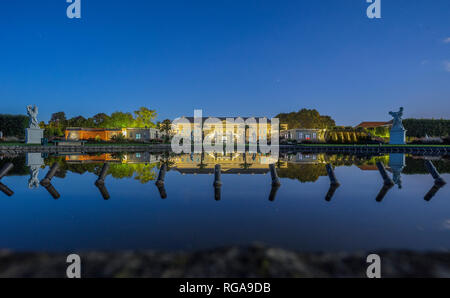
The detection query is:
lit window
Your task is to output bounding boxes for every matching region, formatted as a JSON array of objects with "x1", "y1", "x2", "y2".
[
  {"x1": 136, "y1": 133, "x2": 141, "y2": 139},
  {"x1": 136, "y1": 153, "x2": 141, "y2": 158}
]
